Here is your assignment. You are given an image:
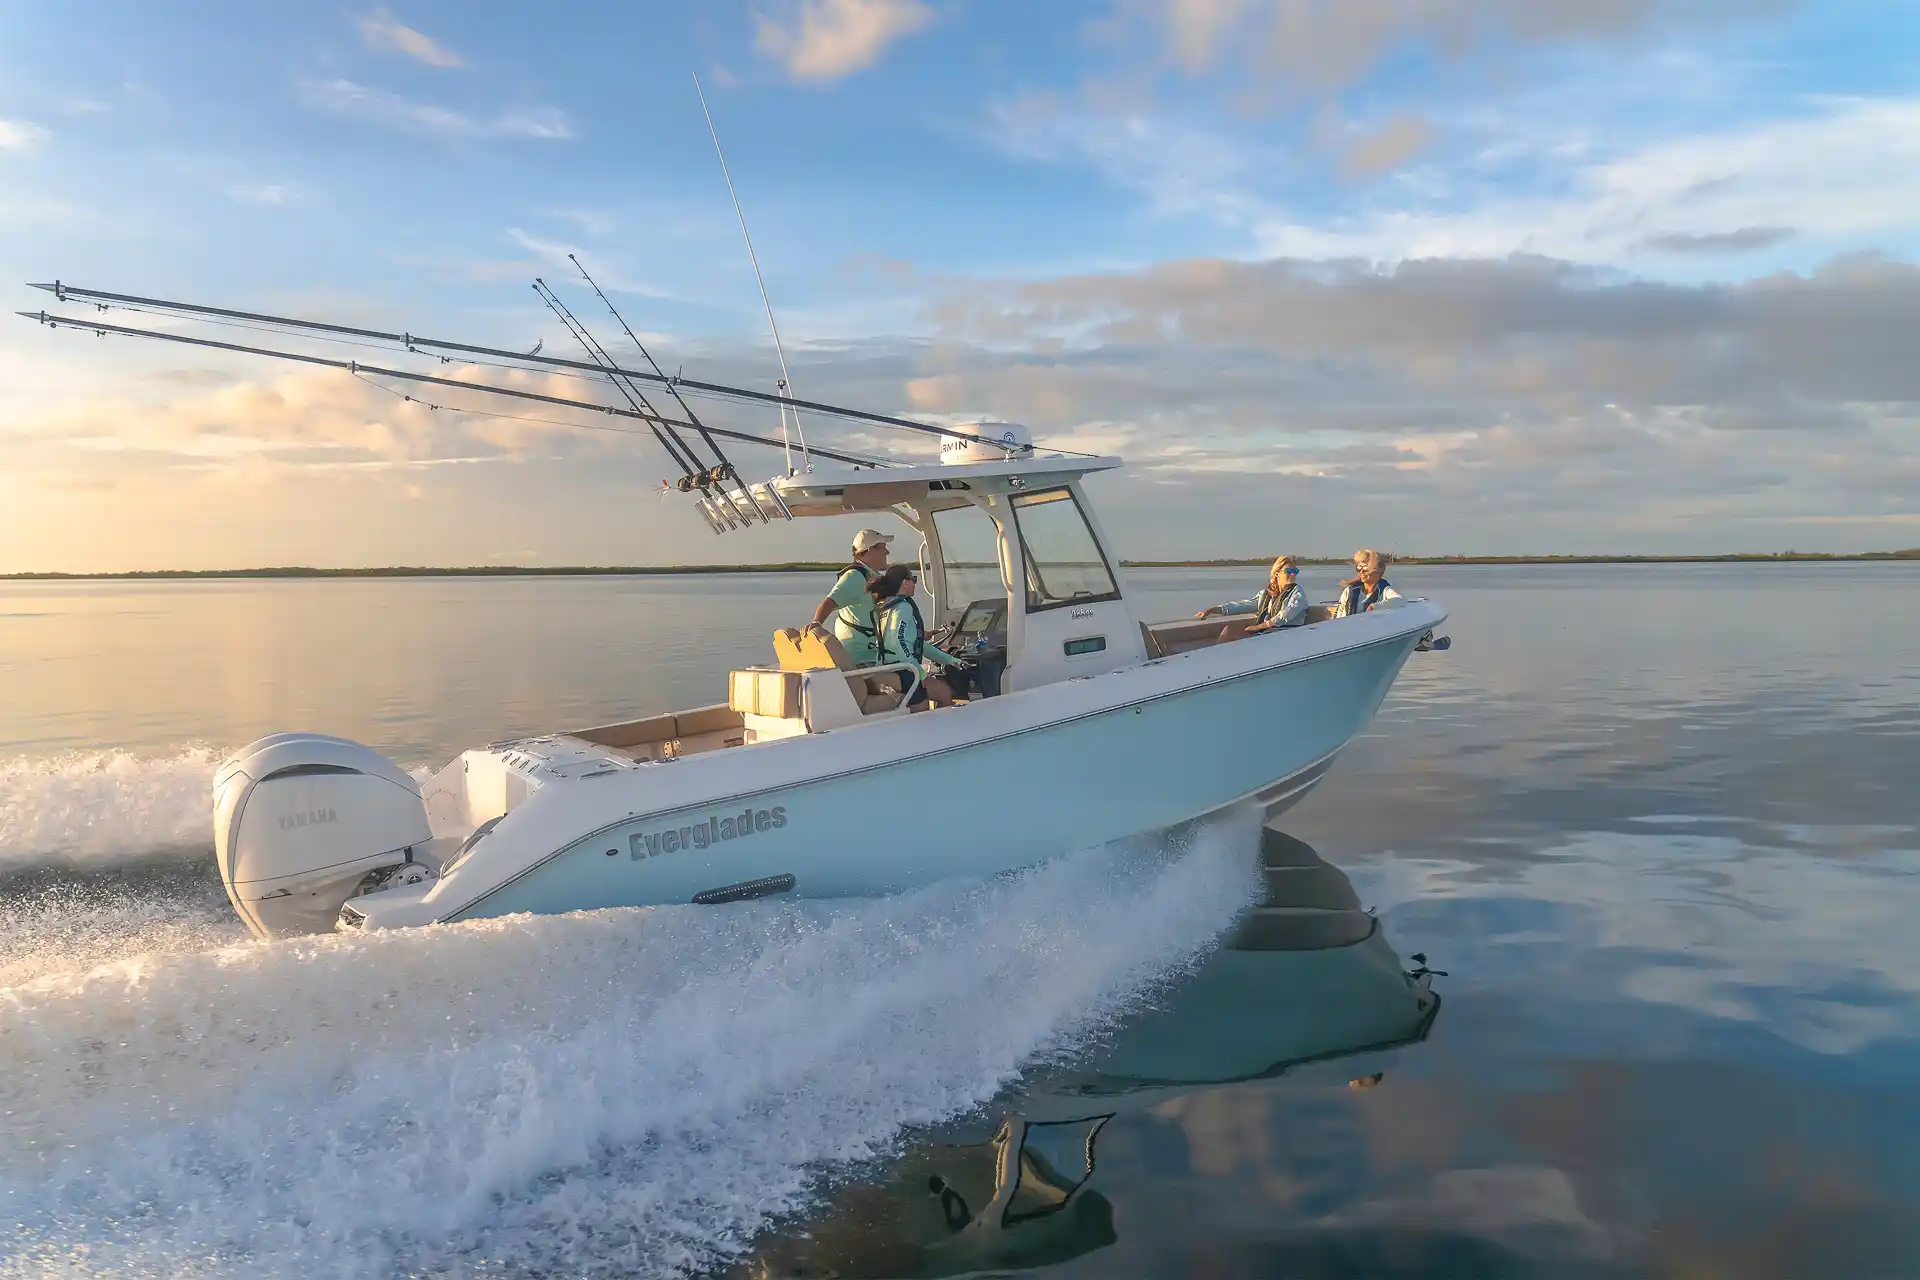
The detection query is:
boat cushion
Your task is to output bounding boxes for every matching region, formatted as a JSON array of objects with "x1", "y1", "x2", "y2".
[
  {"x1": 576, "y1": 713, "x2": 680, "y2": 750},
  {"x1": 677, "y1": 704, "x2": 747, "y2": 736},
  {"x1": 771, "y1": 628, "x2": 809, "y2": 671},
  {"x1": 796, "y1": 630, "x2": 858, "y2": 671},
  {"x1": 729, "y1": 671, "x2": 802, "y2": 719},
  {"x1": 852, "y1": 674, "x2": 904, "y2": 714}
]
